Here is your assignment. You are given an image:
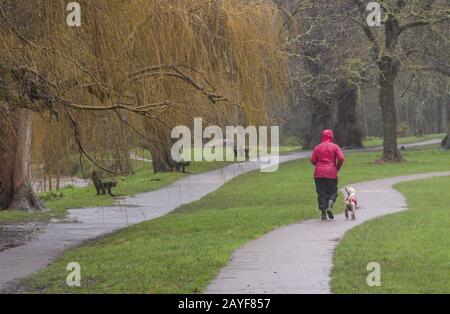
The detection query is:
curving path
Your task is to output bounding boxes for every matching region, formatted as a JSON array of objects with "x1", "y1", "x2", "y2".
[
  {"x1": 206, "y1": 171, "x2": 450, "y2": 294},
  {"x1": 0, "y1": 138, "x2": 443, "y2": 293},
  {"x1": 0, "y1": 152, "x2": 309, "y2": 292}
]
